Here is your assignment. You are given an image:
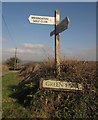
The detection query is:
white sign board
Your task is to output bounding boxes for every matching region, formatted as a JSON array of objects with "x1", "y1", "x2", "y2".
[
  {"x1": 28, "y1": 15, "x2": 55, "y2": 25},
  {"x1": 40, "y1": 79, "x2": 83, "y2": 91},
  {"x1": 50, "y1": 17, "x2": 70, "y2": 36}
]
